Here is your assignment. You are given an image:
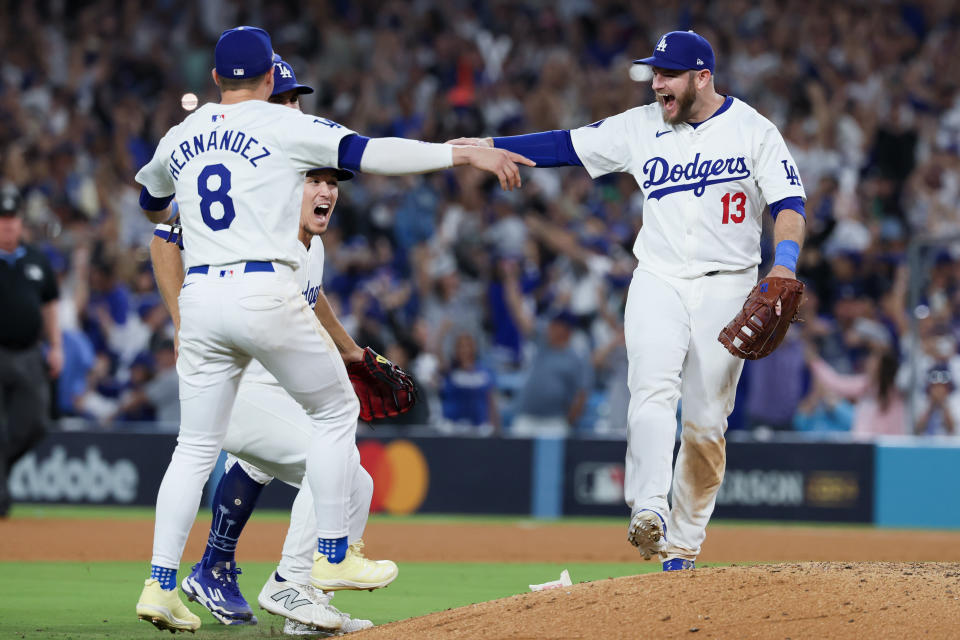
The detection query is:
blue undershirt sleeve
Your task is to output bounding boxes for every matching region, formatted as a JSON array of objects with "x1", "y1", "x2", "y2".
[
  {"x1": 492, "y1": 130, "x2": 583, "y2": 167},
  {"x1": 139, "y1": 187, "x2": 173, "y2": 211},
  {"x1": 338, "y1": 134, "x2": 371, "y2": 172},
  {"x1": 769, "y1": 196, "x2": 805, "y2": 220}
]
